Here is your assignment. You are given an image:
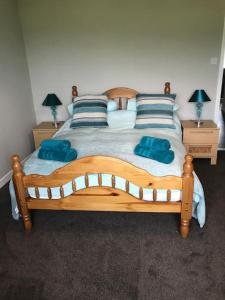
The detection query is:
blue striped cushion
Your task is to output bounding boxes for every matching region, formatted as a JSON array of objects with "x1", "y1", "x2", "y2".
[
  {"x1": 137, "y1": 93, "x2": 176, "y2": 100},
  {"x1": 135, "y1": 94, "x2": 175, "y2": 129},
  {"x1": 70, "y1": 96, "x2": 108, "y2": 128}
]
